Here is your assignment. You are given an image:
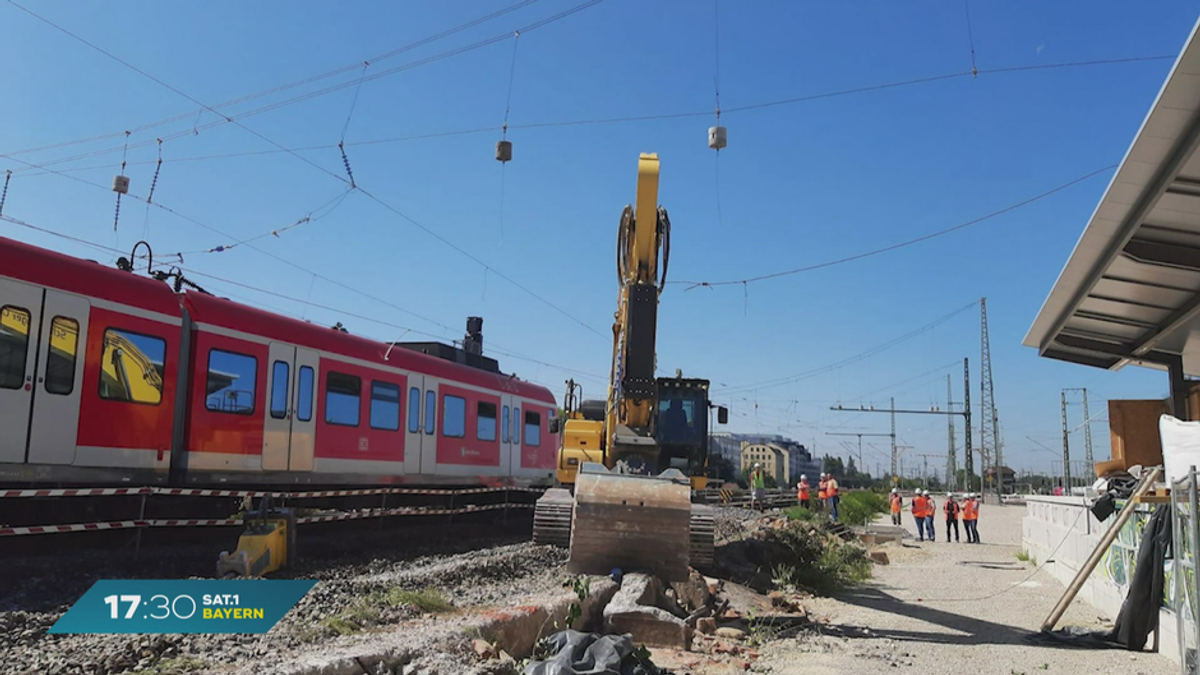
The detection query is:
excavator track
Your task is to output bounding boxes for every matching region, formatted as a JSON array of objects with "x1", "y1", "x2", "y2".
[
  {"x1": 532, "y1": 488, "x2": 574, "y2": 548},
  {"x1": 689, "y1": 504, "x2": 715, "y2": 569}
]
